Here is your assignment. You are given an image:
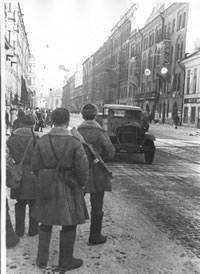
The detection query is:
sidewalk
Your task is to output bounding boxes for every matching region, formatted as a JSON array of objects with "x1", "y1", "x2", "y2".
[
  {"x1": 149, "y1": 122, "x2": 200, "y2": 142},
  {"x1": 70, "y1": 113, "x2": 200, "y2": 140}
]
